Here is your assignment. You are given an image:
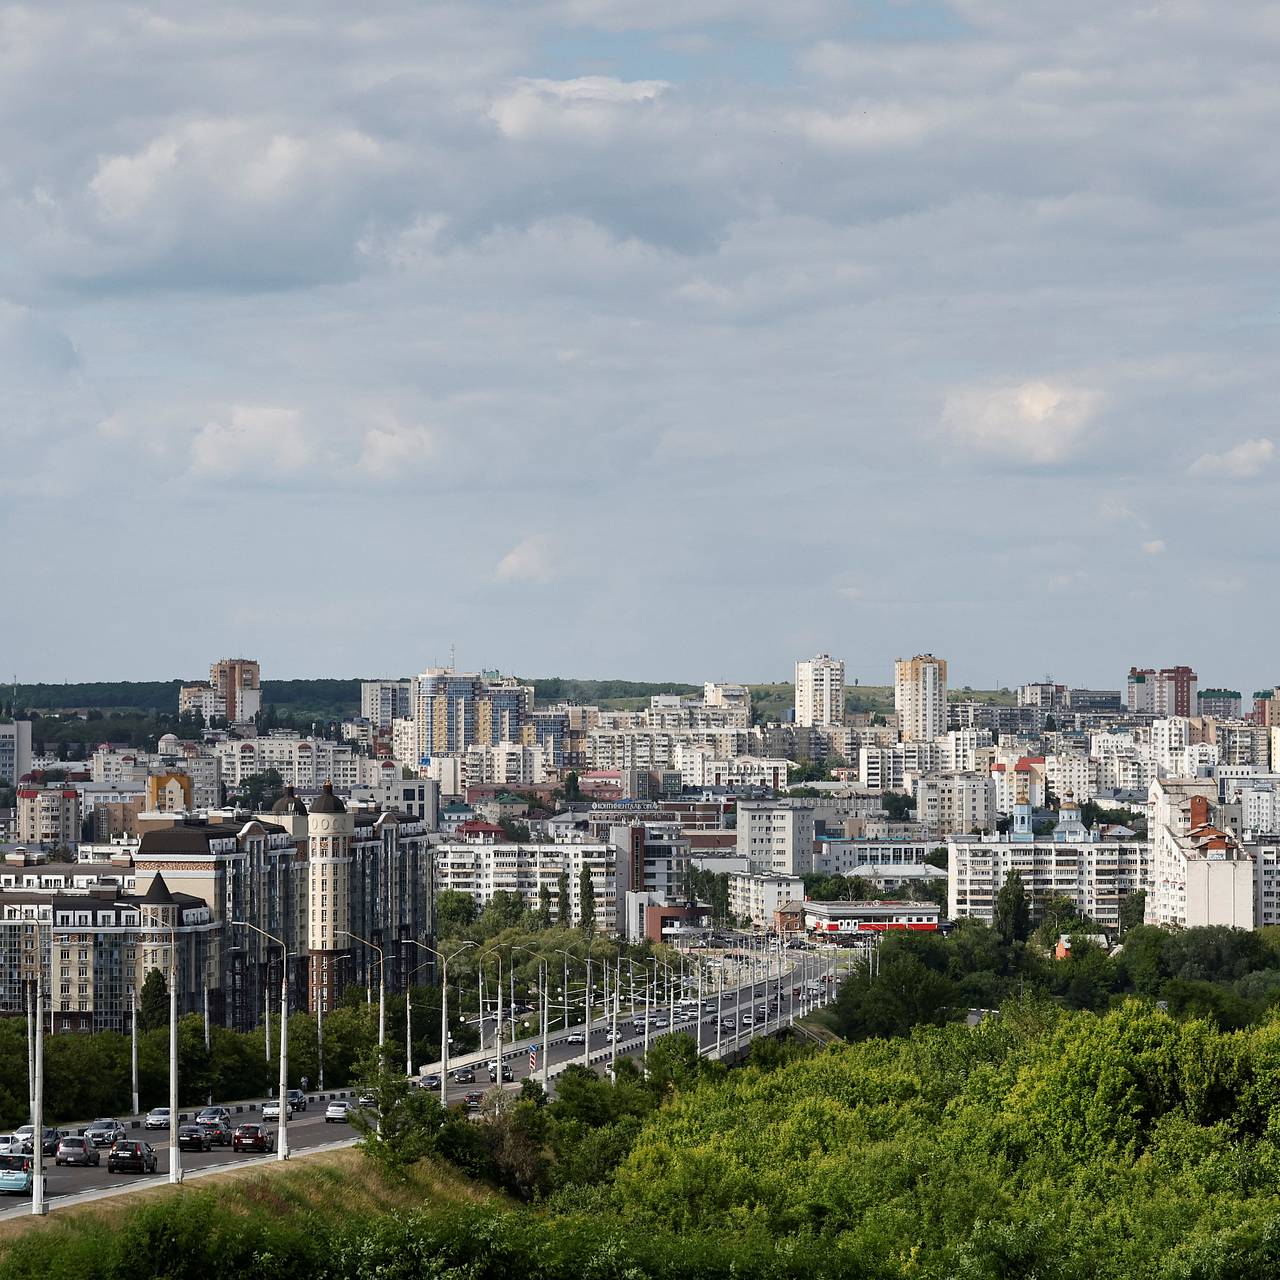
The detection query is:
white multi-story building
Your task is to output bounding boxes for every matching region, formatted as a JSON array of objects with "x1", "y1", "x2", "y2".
[
  {"x1": 727, "y1": 872, "x2": 805, "y2": 926},
  {"x1": 991, "y1": 757, "x2": 1047, "y2": 812},
  {"x1": 361, "y1": 679, "x2": 413, "y2": 730},
  {"x1": 703, "y1": 682, "x2": 752, "y2": 725},
  {"x1": 735, "y1": 801, "x2": 816, "y2": 875},
  {"x1": 0, "y1": 721, "x2": 32, "y2": 786},
  {"x1": 1046, "y1": 753, "x2": 1098, "y2": 804},
  {"x1": 1147, "y1": 777, "x2": 1253, "y2": 929},
  {"x1": 941, "y1": 728, "x2": 991, "y2": 773},
  {"x1": 463, "y1": 743, "x2": 547, "y2": 788},
  {"x1": 949, "y1": 798, "x2": 1148, "y2": 930},
  {"x1": 812, "y1": 838, "x2": 937, "y2": 877},
  {"x1": 433, "y1": 839, "x2": 617, "y2": 931},
  {"x1": 586, "y1": 727, "x2": 755, "y2": 771},
  {"x1": 915, "y1": 772, "x2": 996, "y2": 836},
  {"x1": 795, "y1": 654, "x2": 845, "y2": 728},
  {"x1": 895, "y1": 654, "x2": 948, "y2": 742},
  {"x1": 215, "y1": 735, "x2": 361, "y2": 791},
  {"x1": 673, "y1": 746, "x2": 789, "y2": 790}
]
